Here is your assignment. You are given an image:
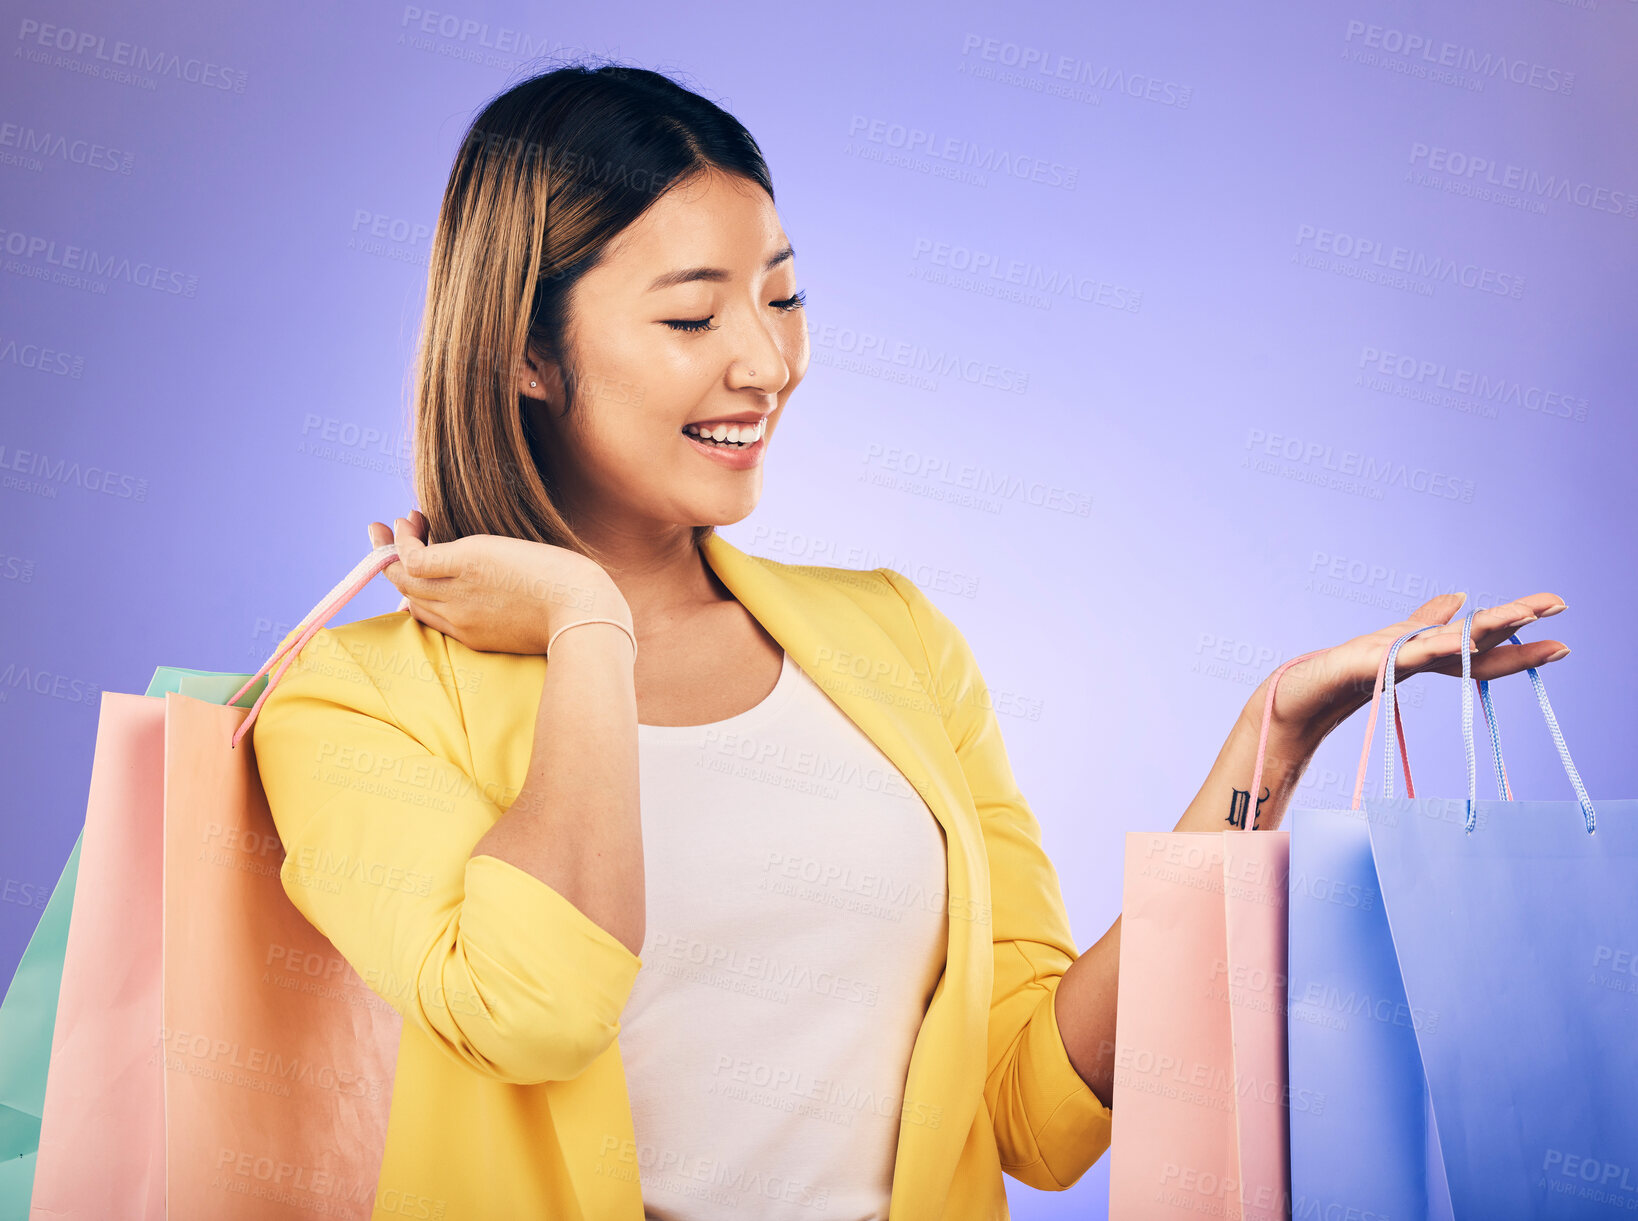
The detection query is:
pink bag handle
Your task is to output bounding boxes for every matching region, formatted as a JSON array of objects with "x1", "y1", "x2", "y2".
[
  {"x1": 1347, "y1": 623, "x2": 1451, "y2": 811},
  {"x1": 1339, "y1": 620, "x2": 1508, "y2": 813},
  {"x1": 1241, "y1": 645, "x2": 1417, "y2": 830},
  {"x1": 1241, "y1": 649, "x2": 1327, "y2": 831},
  {"x1": 227, "y1": 543, "x2": 401, "y2": 749}
]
